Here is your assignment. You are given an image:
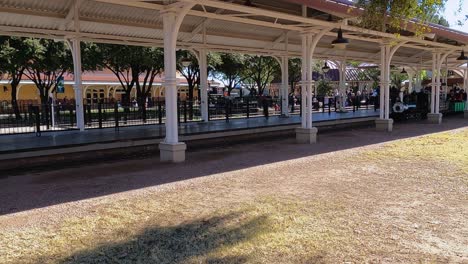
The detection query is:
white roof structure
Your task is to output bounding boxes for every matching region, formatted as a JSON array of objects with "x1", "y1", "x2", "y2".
[
  {"x1": 1, "y1": 0, "x2": 467, "y2": 161},
  {"x1": 0, "y1": 0, "x2": 467, "y2": 69}
]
